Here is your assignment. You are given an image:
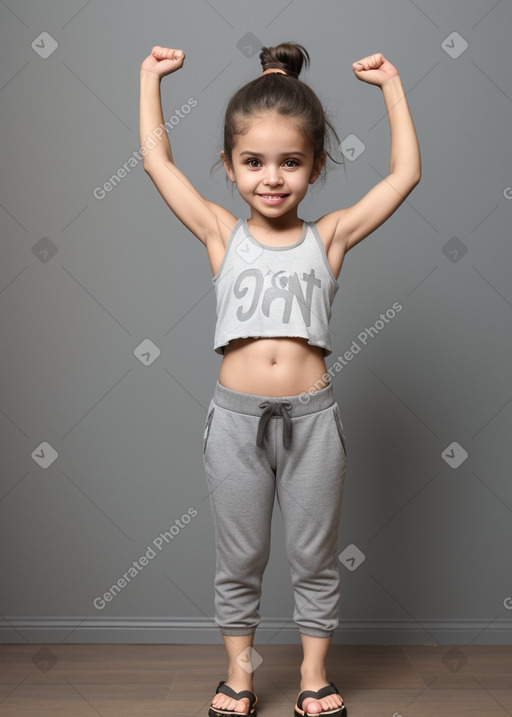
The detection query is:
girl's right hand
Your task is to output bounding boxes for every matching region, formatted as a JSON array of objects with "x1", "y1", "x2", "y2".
[{"x1": 140, "y1": 47, "x2": 185, "y2": 79}]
